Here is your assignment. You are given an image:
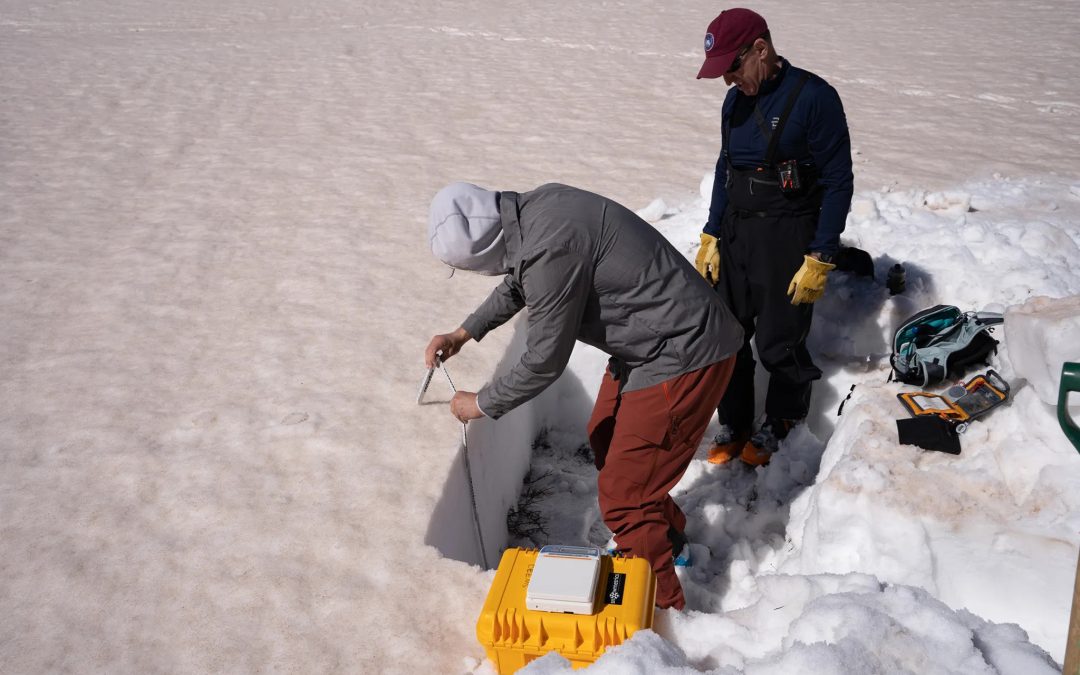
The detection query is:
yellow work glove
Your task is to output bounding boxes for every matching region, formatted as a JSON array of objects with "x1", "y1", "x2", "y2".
[
  {"x1": 787, "y1": 254, "x2": 837, "y2": 305},
  {"x1": 694, "y1": 233, "x2": 721, "y2": 284}
]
